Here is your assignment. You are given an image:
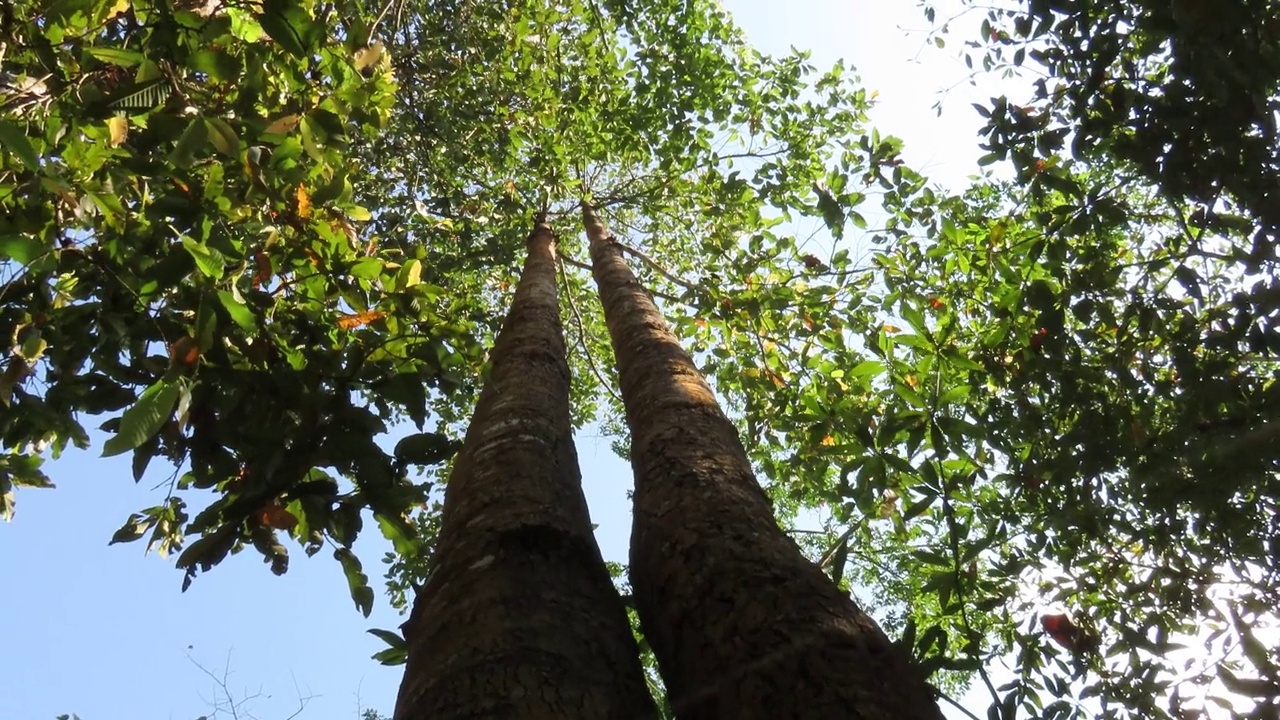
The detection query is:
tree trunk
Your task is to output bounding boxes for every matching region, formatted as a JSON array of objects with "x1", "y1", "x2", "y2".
[
  {"x1": 395, "y1": 217, "x2": 658, "y2": 720},
  {"x1": 583, "y1": 203, "x2": 945, "y2": 720}
]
